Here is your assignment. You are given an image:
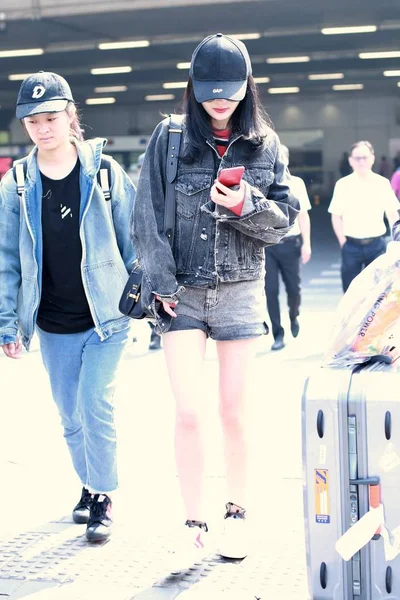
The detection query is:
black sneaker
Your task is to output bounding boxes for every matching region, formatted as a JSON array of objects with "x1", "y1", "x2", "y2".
[
  {"x1": 271, "y1": 336, "x2": 285, "y2": 351},
  {"x1": 72, "y1": 487, "x2": 92, "y2": 524},
  {"x1": 291, "y1": 318, "x2": 300, "y2": 338},
  {"x1": 148, "y1": 332, "x2": 162, "y2": 350},
  {"x1": 86, "y1": 494, "x2": 113, "y2": 543}
]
